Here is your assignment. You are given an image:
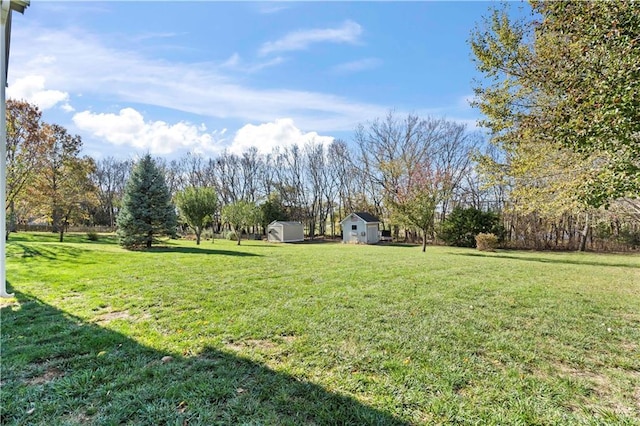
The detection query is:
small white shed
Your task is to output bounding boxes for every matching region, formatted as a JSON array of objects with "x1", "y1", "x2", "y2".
[
  {"x1": 267, "y1": 221, "x2": 304, "y2": 243},
  {"x1": 340, "y1": 212, "x2": 380, "y2": 244}
]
